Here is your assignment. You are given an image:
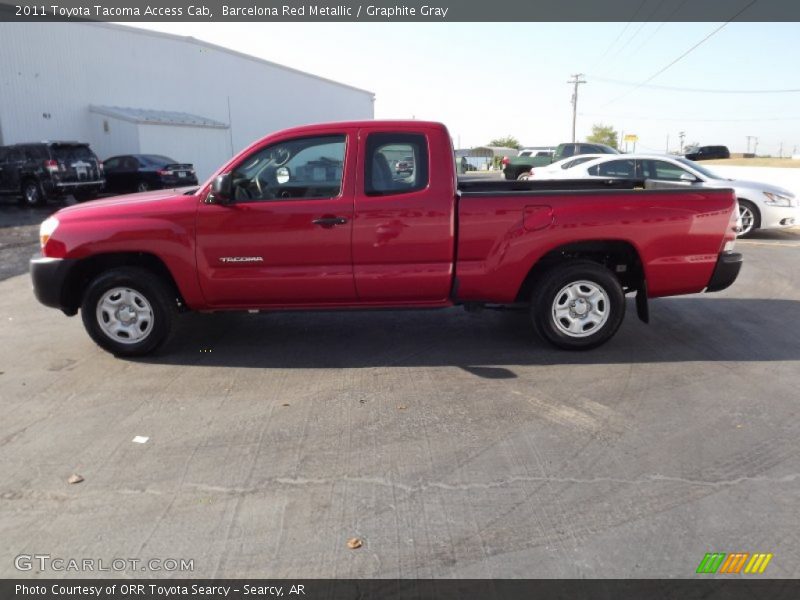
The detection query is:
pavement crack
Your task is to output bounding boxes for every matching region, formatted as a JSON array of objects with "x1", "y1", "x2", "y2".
[{"x1": 183, "y1": 472, "x2": 800, "y2": 497}]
